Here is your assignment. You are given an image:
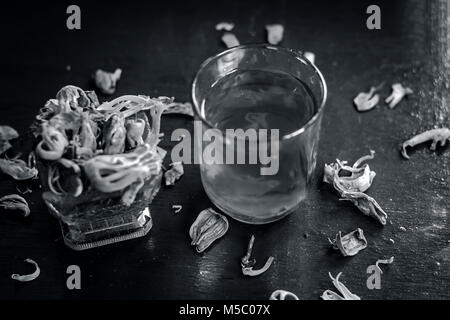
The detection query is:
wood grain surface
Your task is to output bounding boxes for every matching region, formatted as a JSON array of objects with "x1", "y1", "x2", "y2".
[{"x1": 0, "y1": 0, "x2": 449, "y2": 299}]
